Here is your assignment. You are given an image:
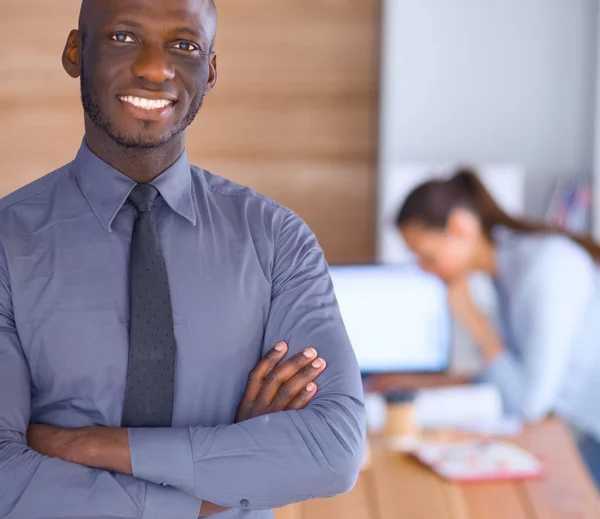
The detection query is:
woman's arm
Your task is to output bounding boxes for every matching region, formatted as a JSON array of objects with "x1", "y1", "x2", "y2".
[
  {"x1": 447, "y1": 276, "x2": 503, "y2": 364},
  {"x1": 366, "y1": 277, "x2": 499, "y2": 394}
]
